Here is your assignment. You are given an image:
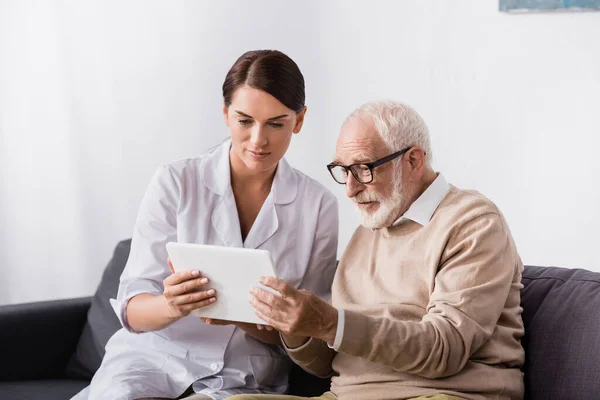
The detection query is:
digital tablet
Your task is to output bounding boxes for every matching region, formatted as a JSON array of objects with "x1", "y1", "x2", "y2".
[{"x1": 165, "y1": 242, "x2": 279, "y2": 325}]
